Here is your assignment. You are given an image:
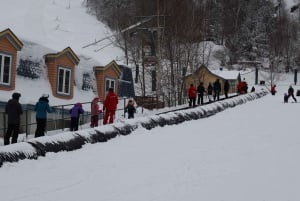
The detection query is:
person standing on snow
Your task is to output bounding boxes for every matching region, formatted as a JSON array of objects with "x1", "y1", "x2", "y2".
[
  {"x1": 287, "y1": 85, "x2": 297, "y2": 102},
  {"x1": 197, "y1": 82, "x2": 206, "y2": 105},
  {"x1": 90, "y1": 96, "x2": 102, "y2": 127},
  {"x1": 103, "y1": 88, "x2": 118, "y2": 125},
  {"x1": 188, "y1": 84, "x2": 197, "y2": 107},
  {"x1": 125, "y1": 99, "x2": 136, "y2": 119},
  {"x1": 224, "y1": 80, "x2": 230, "y2": 99},
  {"x1": 207, "y1": 82, "x2": 213, "y2": 102},
  {"x1": 34, "y1": 94, "x2": 53, "y2": 138},
  {"x1": 213, "y1": 79, "x2": 221, "y2": 101},
  {"x1": 69, "y1": 102, "x2": 84, "y2": 131},
  {"x1": 271, "y1": 84, "x2": 277, "y2": 95},
  {"x1": 4, "y1": 92, "x2": 23, "y2": 145}
]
